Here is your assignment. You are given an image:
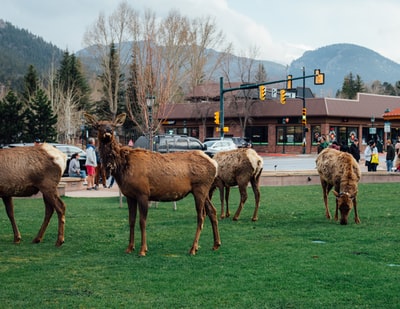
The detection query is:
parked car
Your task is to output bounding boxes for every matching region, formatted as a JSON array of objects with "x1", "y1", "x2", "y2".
[
  {"x1": 7, "y1": 143, "x2": 86, "y2": 176},
  {"x1": 135, "y1": 135, "x2": 207, "y2": 153},
  {"x1": 203, "y1": 139, "x2": 237, "y2": 157},
  {"x1": 230, "y1": 137, "x2": 253, "y2": 148},
  {"x1": 204, "y1": 137, "x2": 252, "y2": 148},
  {"x1": 52, "y1": 144, "x2": 87, "y2": 176}
]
